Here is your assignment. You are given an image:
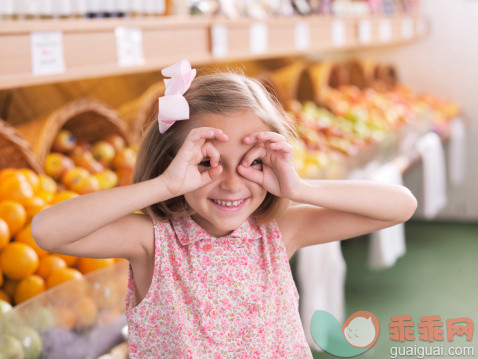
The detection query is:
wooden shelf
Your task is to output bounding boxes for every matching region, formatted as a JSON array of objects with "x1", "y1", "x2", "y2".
[{"x1": 0, "y1": 14, "x2": 428, "y2": 90}]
